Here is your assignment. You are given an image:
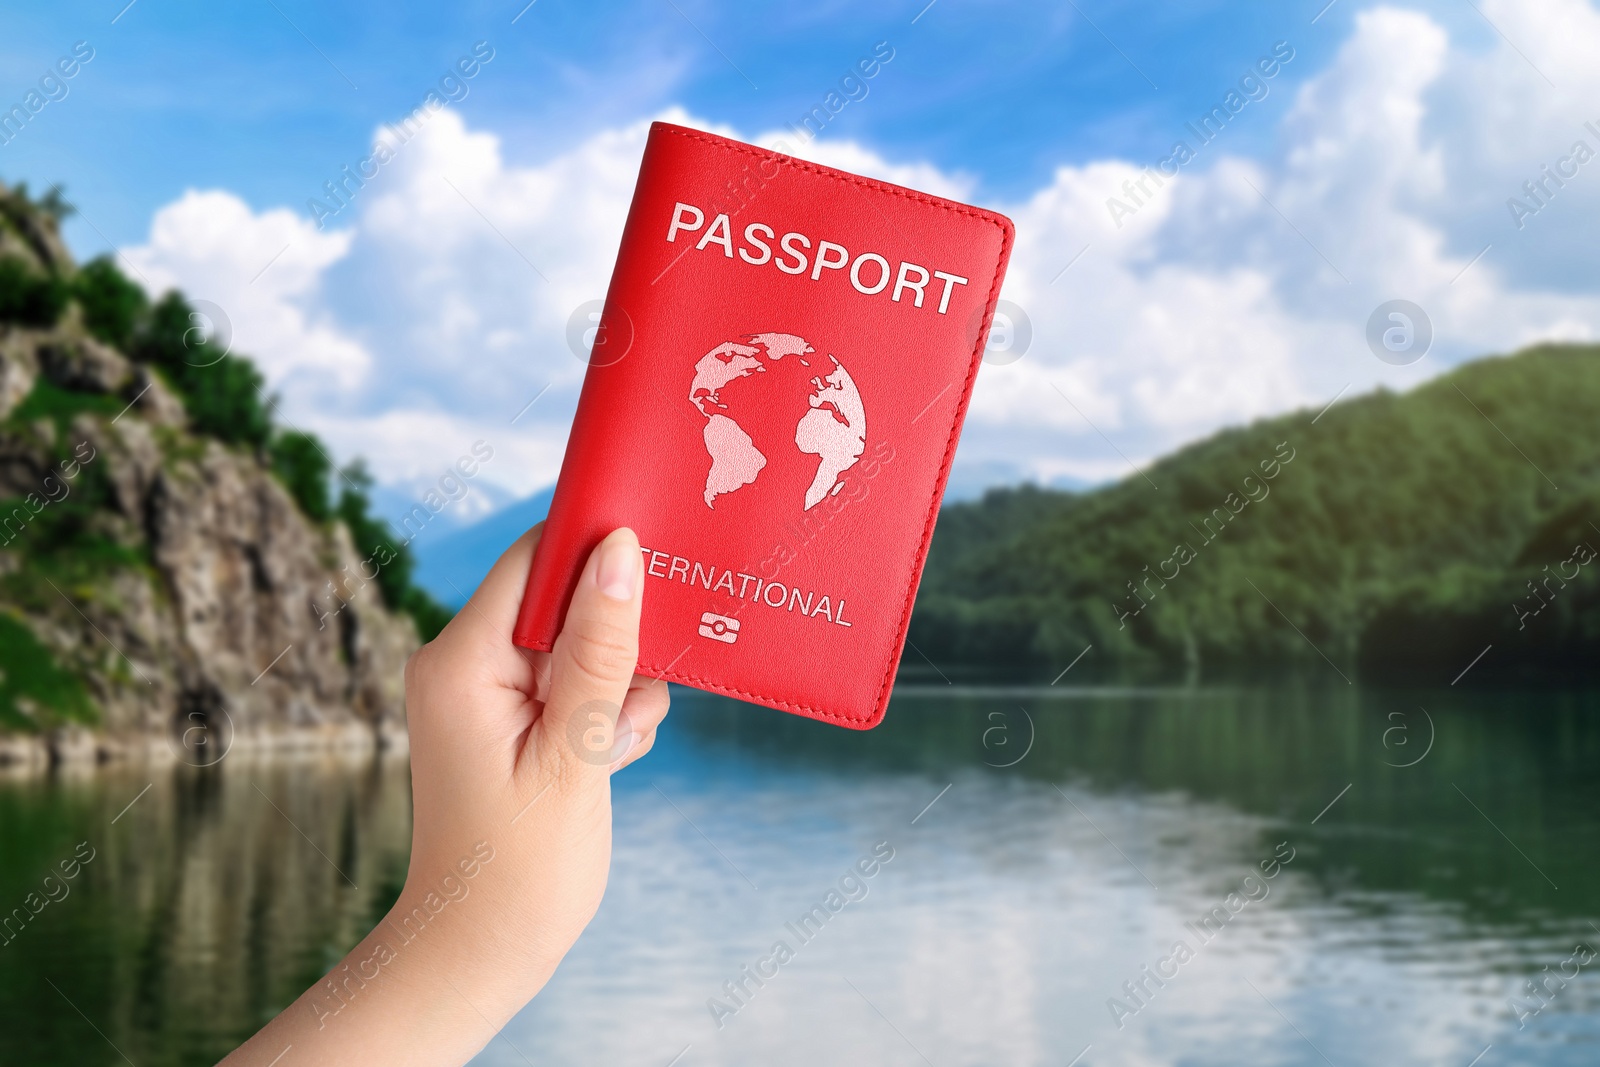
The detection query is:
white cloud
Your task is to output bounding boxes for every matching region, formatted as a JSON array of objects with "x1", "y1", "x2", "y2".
[
  {"x1": 115, "y1": 101, "x2": 995, "y2": 502},
  {"x1": 121, "y1": 190, "x2": 371, "y2": 391},
  {"x1": 752, "y1": 129, "x2": 978, "y2": 202},
  {"x1": 121, "y1": 1, "x2": 1600, "y2": 510},
  {"x1": 955, "y1": 2, "x2": 1600, "y2": 486}
]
